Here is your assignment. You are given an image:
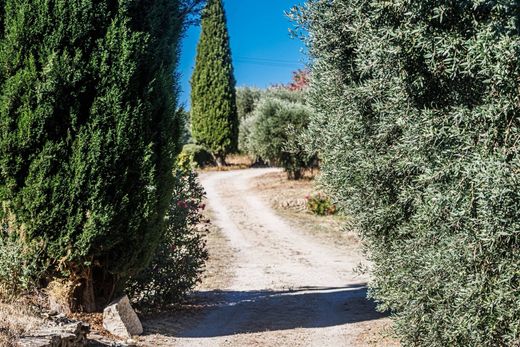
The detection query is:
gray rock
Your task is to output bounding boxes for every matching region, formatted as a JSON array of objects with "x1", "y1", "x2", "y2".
[
  {"x1": 18, "y1": 321, "x2": 90, "y2": 347},
  {"x1": 102, "y1": 296, "x2": 143, "y2": 339}
]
